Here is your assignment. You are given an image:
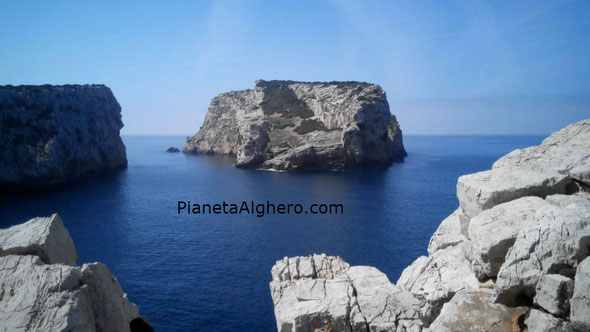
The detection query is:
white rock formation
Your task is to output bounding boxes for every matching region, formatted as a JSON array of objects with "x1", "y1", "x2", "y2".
[
  {"x1": 457, "y1": 167, "x2": 570, "y2": 218},
  {"x1": 270, "y1": 255, "x2": 423, "y2": 332},
  {"x1": 571, "y1": 257, "x2": 590, "y2": 323},
  {"x1": 494, "y1": 194, "x2": 590, "y2": 306},
  {"x1": 0, "y1": 214, "x2": 142, "y2": 332},
  {"x1": 270, "y1": 119, "x2": 590, "y2": 331},
  {"x1": 427, "y1": 209, "x2": 469, "y2": 255},
  {"x1": 533, "y1": 274, "x2": 574, "y2": 317},
  {"x1": 0, "y1": 214, "x2": 77, "y2": 265},
  {"x1": 493, "y1": 119, "x2": 590, "y2": 182},
  {"x1": 466, "y1": 196, "x2": 546, "y2": 280},
  {"x1": 0, "y1": 84, "x2": 127, "y2": 190},
  {"x1": 457, "y1": 119, "x2": 590, "y2": 217},
  {"x1": 184, "y1": 80, "x2": 406, "y2": 171},
  {"x1": 348, "y1": 266, "x2": 422, "y2": 331},
  {"x1": 523, "y1": 309, "x2": 565, "y2": 332},
  {"x1": 426, "y1": 290, "x2": 528, "y2": 332},
  {"x1": 397, "y1": 244, "x2": 479, "y2": 317}
]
